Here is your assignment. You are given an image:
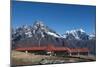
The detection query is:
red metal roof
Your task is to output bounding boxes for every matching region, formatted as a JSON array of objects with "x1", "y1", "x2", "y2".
[
  {"x1": 15, "y1": 44, "x2": 89, "y2": 52},
  {"x1": 15, "y1": 47, "x2": 46, "y2": 51}
]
